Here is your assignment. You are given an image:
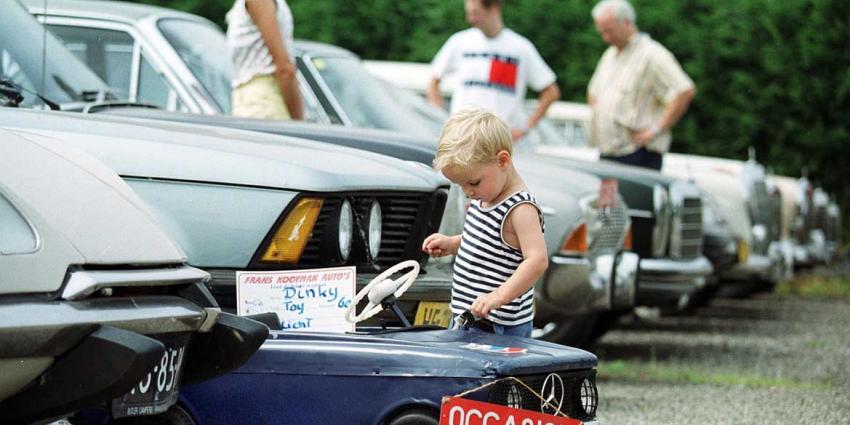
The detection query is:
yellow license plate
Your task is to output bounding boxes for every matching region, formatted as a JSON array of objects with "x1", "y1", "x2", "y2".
[
  {"x1": 414, "y1": 301, "x2": 452, "y2": 327},
  {"x1": 737, "y1": 239, "x2": 749, "y2": 264}
]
